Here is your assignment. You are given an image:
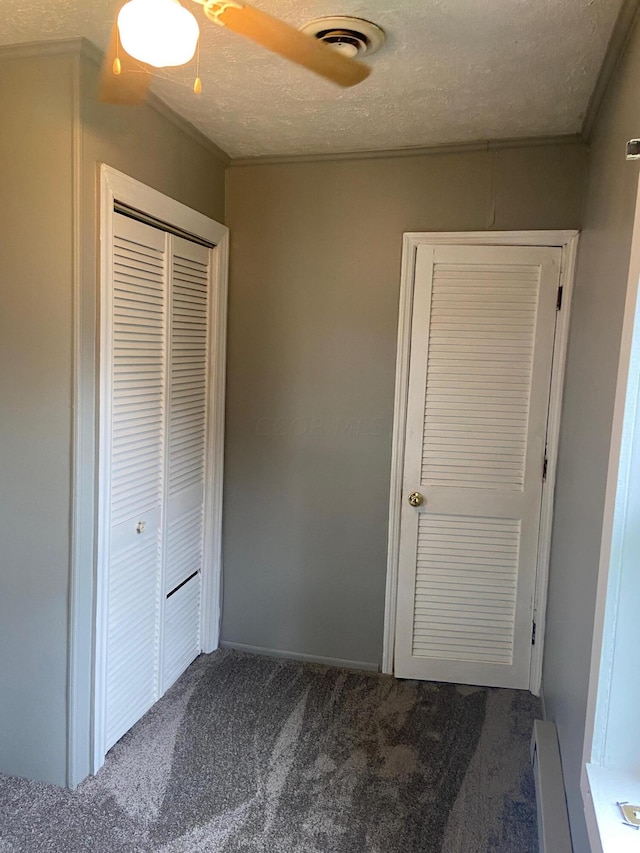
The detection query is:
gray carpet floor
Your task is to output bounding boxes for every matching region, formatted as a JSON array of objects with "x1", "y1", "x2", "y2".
[{"x1": 0, "y1": 650, "x2": 540, "y2": 852}]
